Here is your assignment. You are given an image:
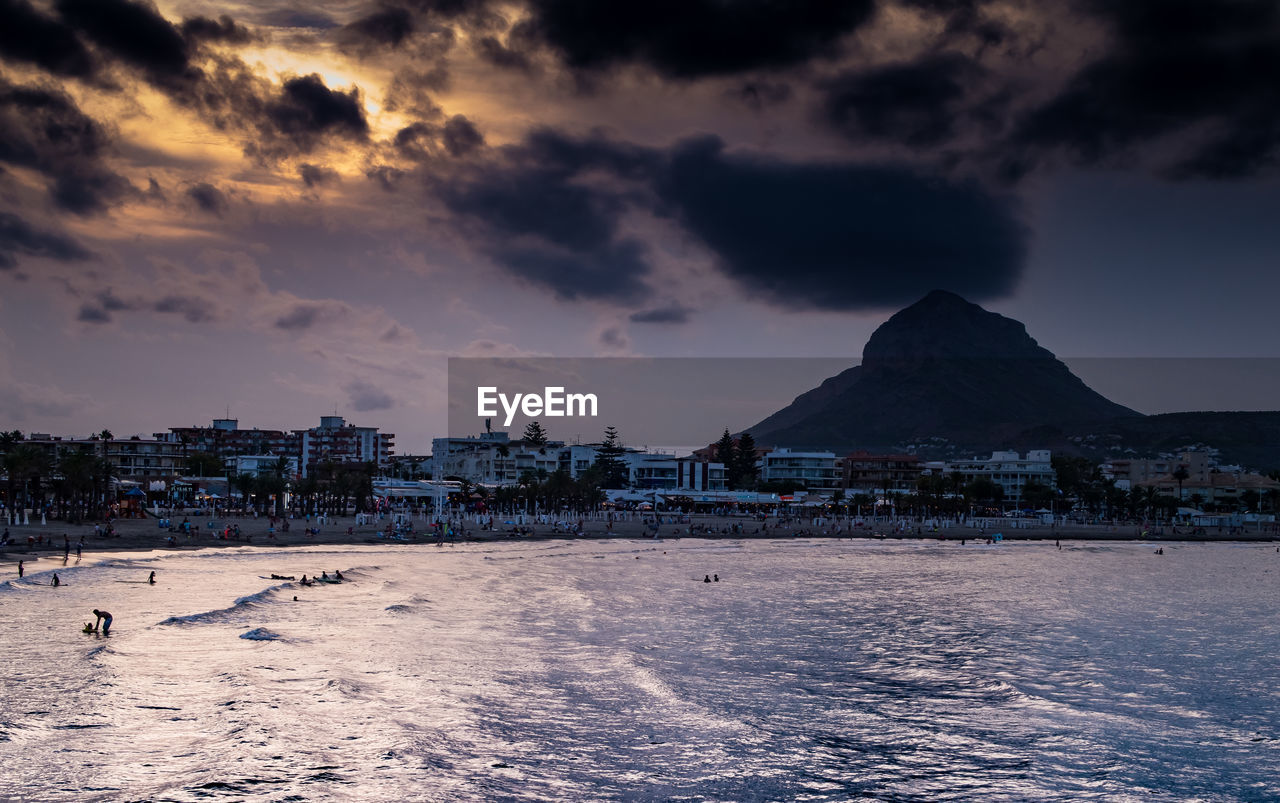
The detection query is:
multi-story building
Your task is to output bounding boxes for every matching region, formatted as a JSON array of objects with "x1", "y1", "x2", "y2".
[
  {"x1": 759, "y1": 449, "x2": 840, "y2": 492},
  {"x1": 1103, "y1": 451, "x2": 1211, "y2": 491},
  {"x1": 297, "y1": 416, "x2": 394, "y2": 477},
  {"x1": 17, "y1": 434, "x2": 185, "y2": 481},
  {"x1": 625, "y1": 453, "x2": 726, "y2": 492},
  {"x1": 159, "y1": 419, "x2": 300, "y2": 465},
  {"x1": 839, "y1": 452, "x2": 923, "y2": 493},
  {"x1": 432, "y1": 432, "x2": 563, "y2": 484},
  {"x1": 228, "y1": 454, "x2": 300, "y2": 480},
  {"x1": 945, "y1": 450, "x2": 1056, "y2": 504},
  {"x1": 431, "y1": 432, "x2": 726, "y2": 491}
]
